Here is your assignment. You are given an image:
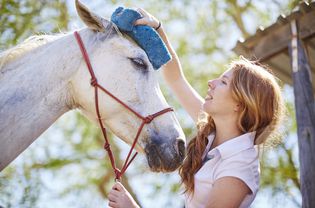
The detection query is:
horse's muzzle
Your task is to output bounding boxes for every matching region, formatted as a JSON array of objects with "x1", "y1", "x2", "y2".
[{"x1": 144, "y1": 137, "x2": 186, "y2": 172}]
